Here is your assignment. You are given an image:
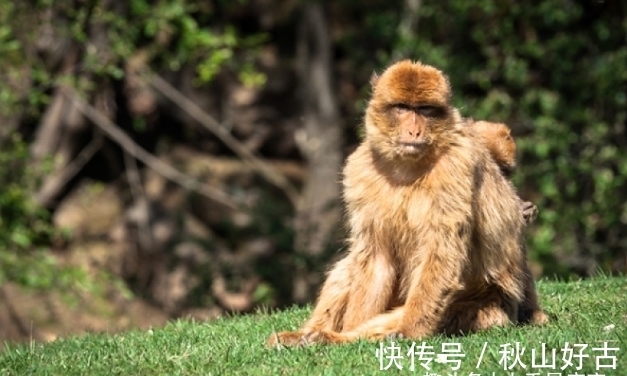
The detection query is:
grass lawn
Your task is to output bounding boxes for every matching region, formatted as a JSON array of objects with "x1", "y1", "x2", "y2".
[{"x1": 1, "y1": 277, "x2": 626, "y2": 375}]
